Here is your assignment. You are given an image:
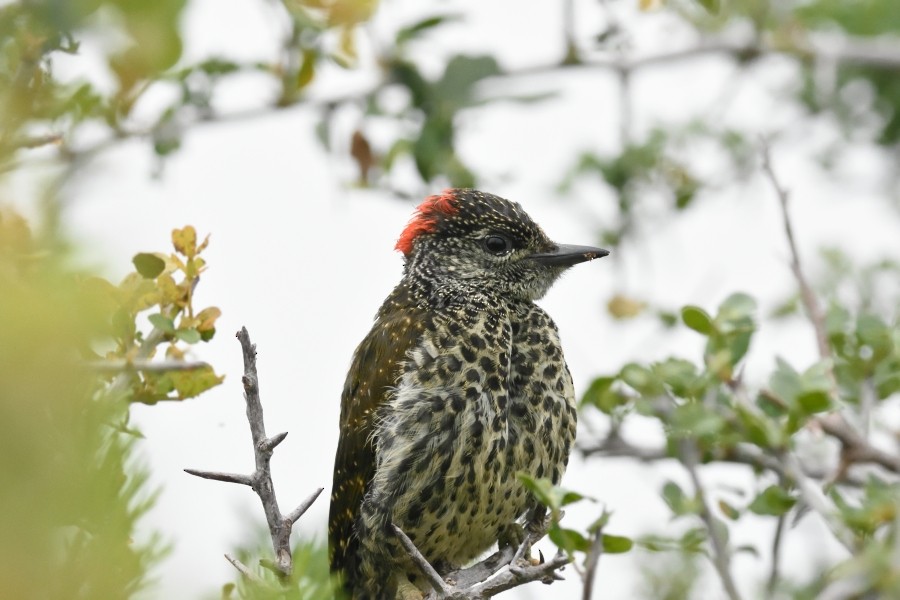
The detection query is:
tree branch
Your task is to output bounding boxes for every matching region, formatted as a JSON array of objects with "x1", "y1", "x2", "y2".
[
  {"x1": 386, "y1": 520, "x2": 572, "y2": 598},
  {"x1": 678, "y1": 439, "x2": 743, "y2": 600},
  {"x1": 185, "y1": 327, "x2": 323, "y2": 579},
  {"x1": 761, "y1": 144, "x2": 900, "y2": 477},
  {"x1": 225, "y1": 553, "x2": 263, "y2": 583},
  {"x1": 581, "y1": 524, "x2": 604, "y2": 600},
  {"x1": 760, "y1": 142, "x2": 830, "y2": 361},
  {"x1": 89, "y1": 359, "x2": 212, "y2": 373},
  {"x1": 392, "y1": 525, "x2": 452, "y2": 595},
  {"x1": 580, "y1": 431, "x2": 870, "y2": 486}
]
